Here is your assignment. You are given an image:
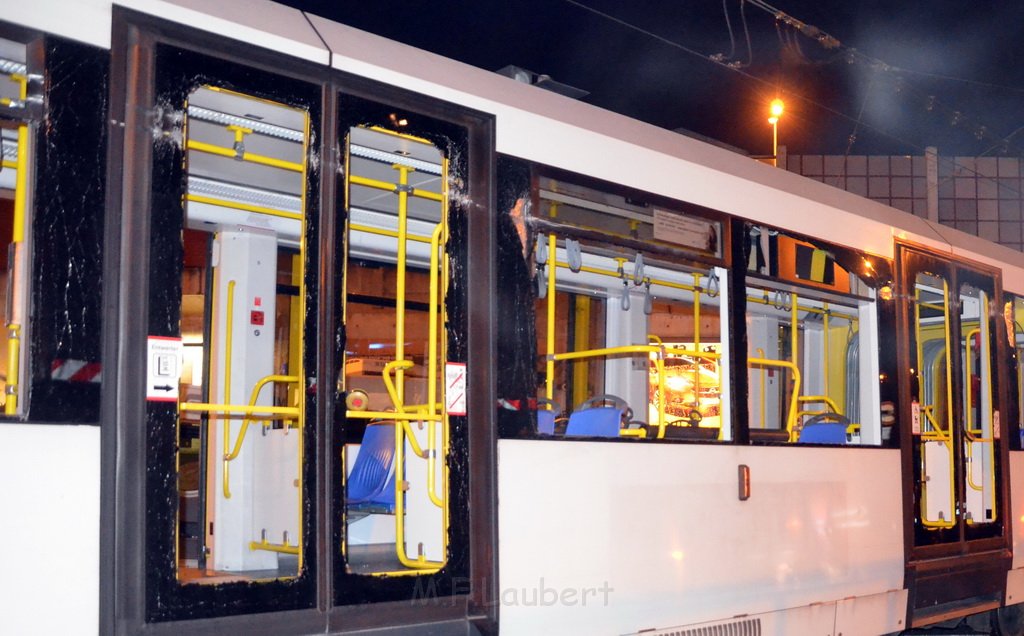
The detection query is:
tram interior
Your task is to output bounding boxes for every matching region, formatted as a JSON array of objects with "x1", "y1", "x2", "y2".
[
  {"x1": 176, "y1": 86, "x2": 307, "y2": 583},
  {"x1": 342, "y1": 125, "x2": 450, "y2": 575},
  {"x1": 532, "y1": 182, "x2": 731, "y2": 440}
]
